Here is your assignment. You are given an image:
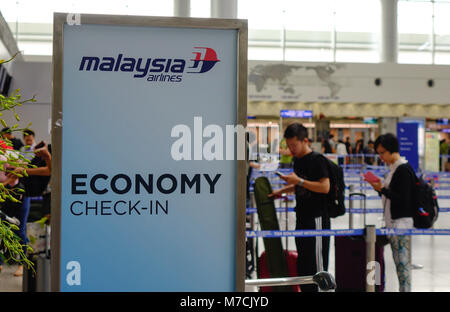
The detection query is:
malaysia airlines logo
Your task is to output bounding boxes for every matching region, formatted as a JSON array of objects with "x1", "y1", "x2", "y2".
[
  {"x1": 78, "y1": 47, "x2": 220, "y2": 83},
  {"x1": 187, "y1": 47, "x2": 220, "y2": 74}
]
